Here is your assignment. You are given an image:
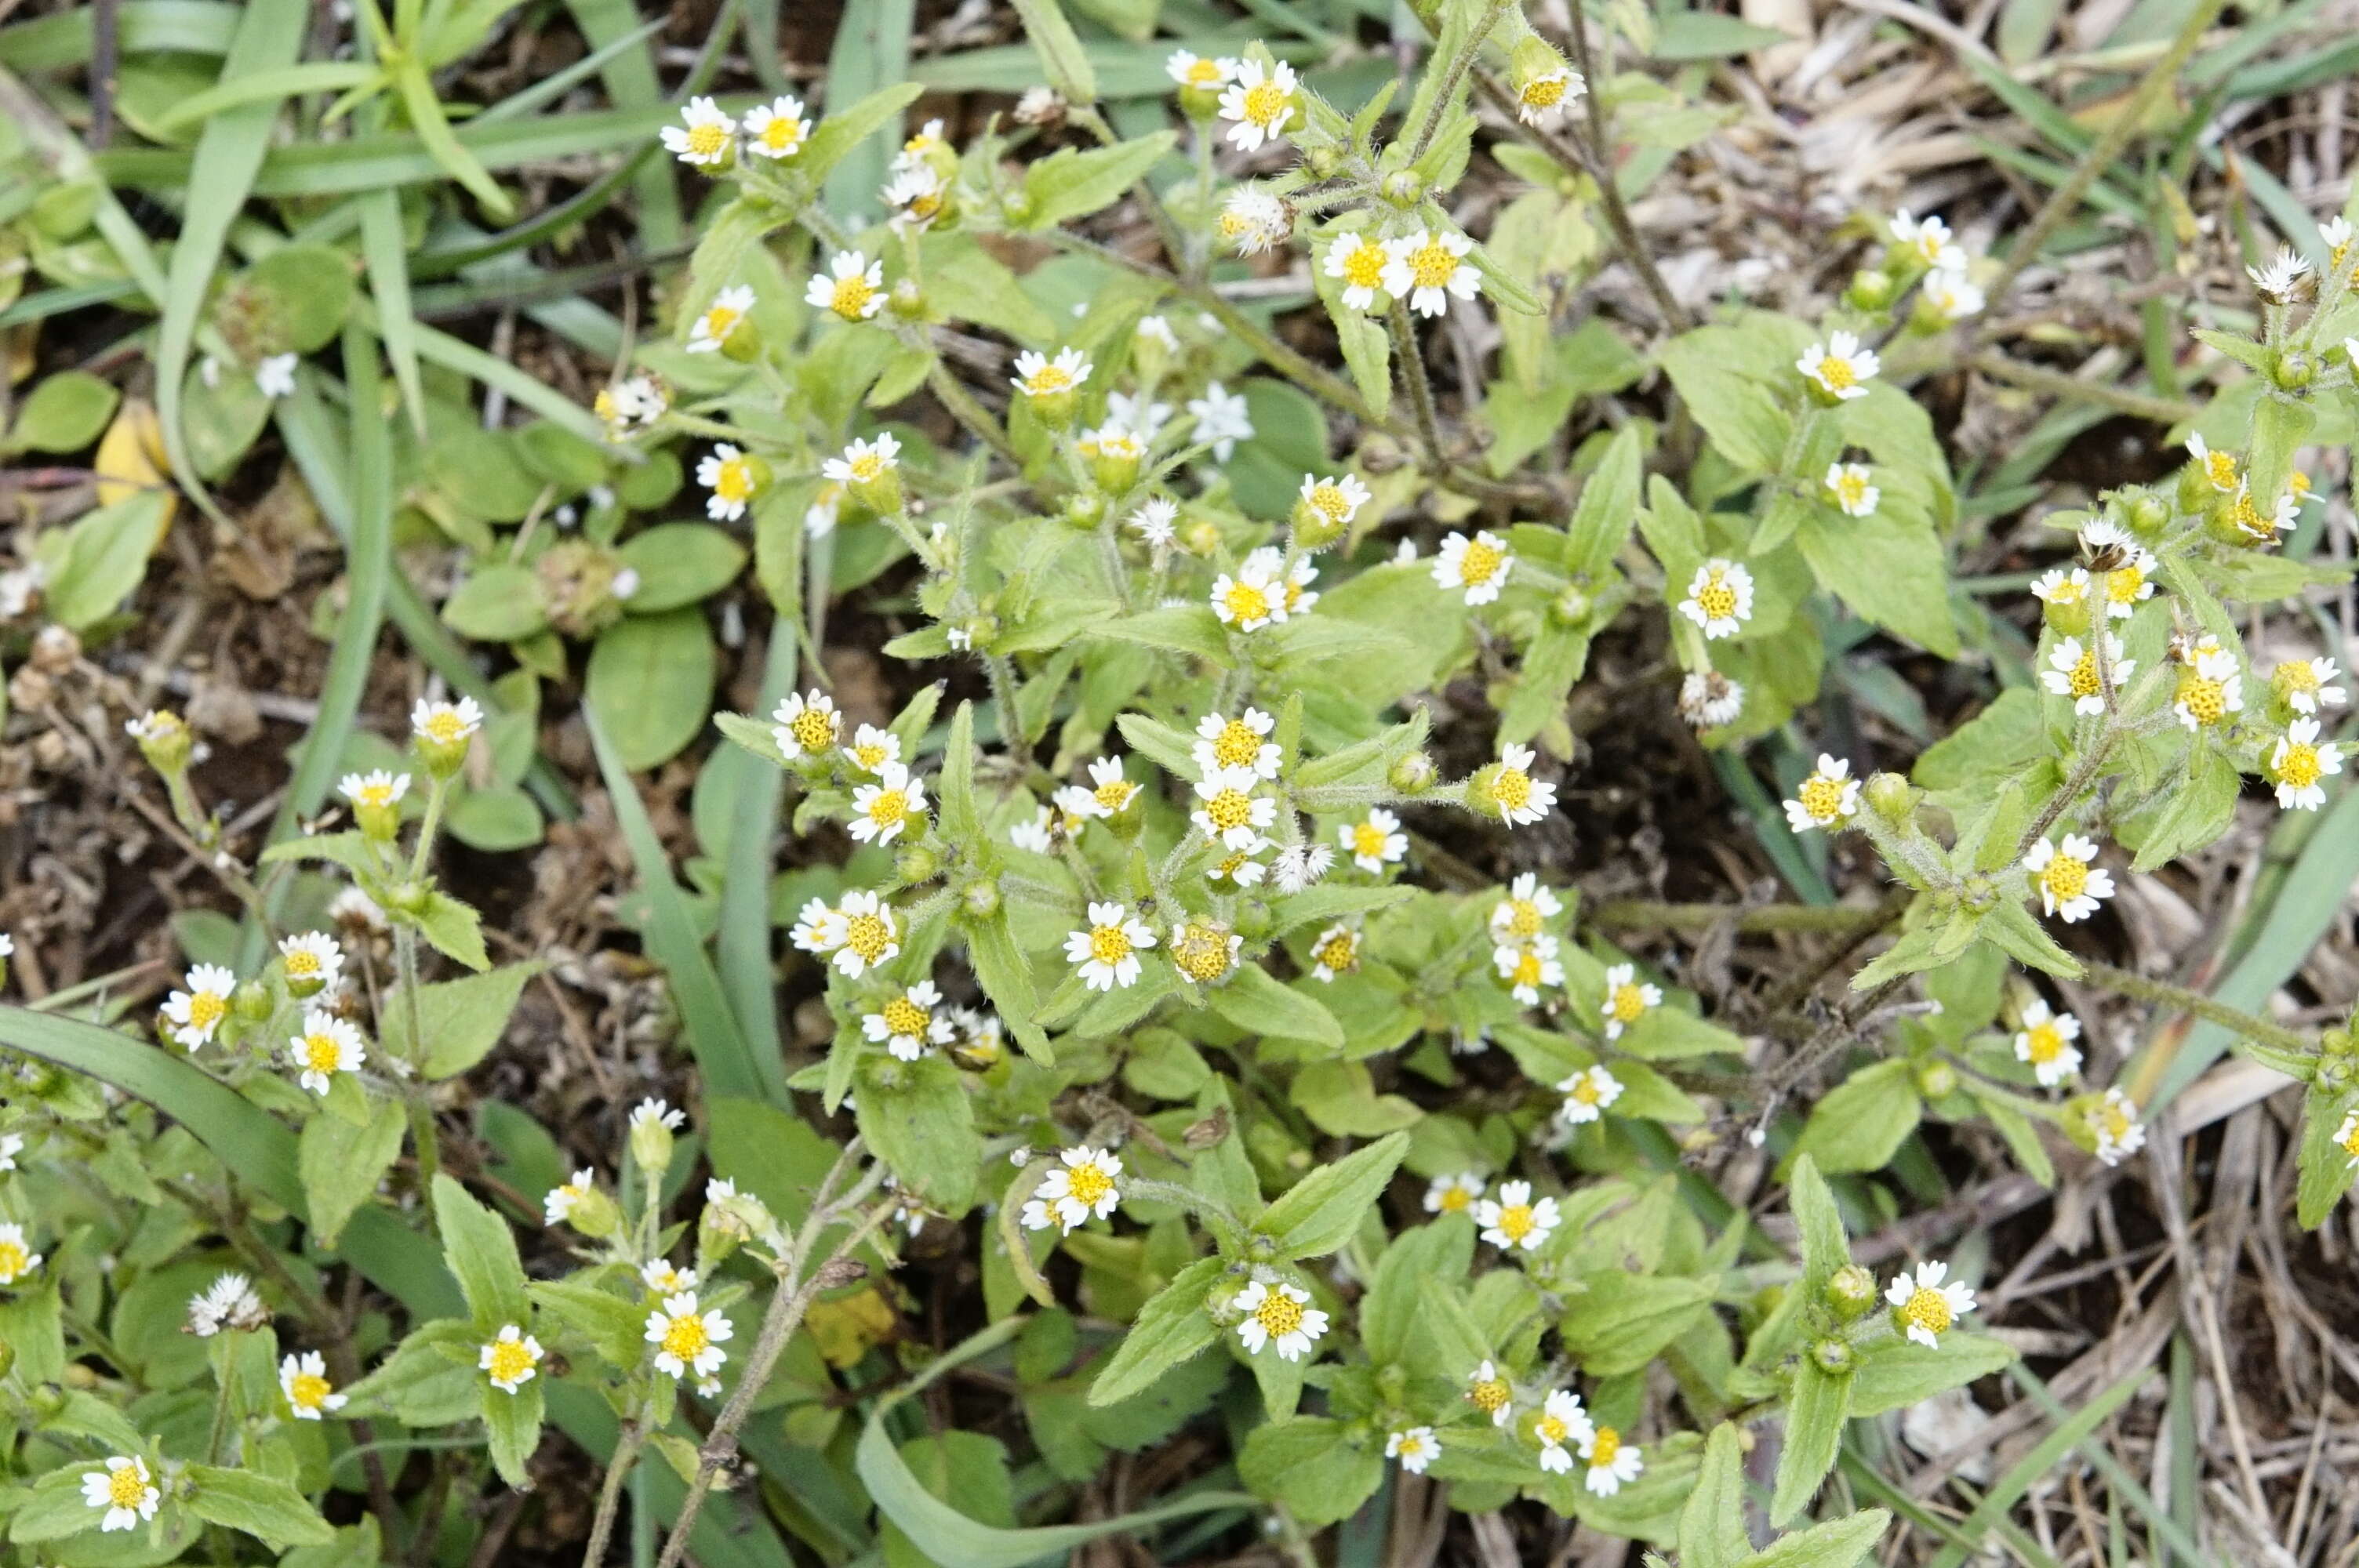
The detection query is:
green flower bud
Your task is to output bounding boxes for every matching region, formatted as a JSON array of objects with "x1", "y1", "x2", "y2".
[
  {"x1": 1177, "y1": 80, "x2": 1226, "y2": 122},
  {"x1": 628, "y1": 1102, "x2": 681, "y2": 1178},
  {"x1": 2317, "y1": 1054, "x2": 2354, "y2": 1092},
  {"x1": 889, "y1": 279, "x2": 925, "y2": 321},
  {"x1": 1826, "y1": 1264, "x2": 1878, "y2": 1322},
  {"x1": 1379, "y1": 169, "x2": 1424, "y2": 209},
  {"x1": 125, "y1": 709, "x2": 194, "y2": 777},
  {"x1": 1914, "y1": 1059, "x2": 1958, "y2": 1100},
  {"x1": 1960, "y1": 873, "x2": 1999, "y2": 914},
  {"x1": 2125, "y1": 490, "x2": 2172, "y2": 539},
  {"x1": 1810, "y1": 1336, "x2": 1856, "y2": 1375},
  {"x1": 385, "y1": 880, "x2": 434, "y2": 917},
  {"x1": 1389, "y1": 750, "x2": 1437, "y2": 795},
  {"x1": 1550, "y1": 585, "x2": 1593, "y2": 629},
  {"x1": 1289, "y1": 495, "x2": 1347, "y2": 551},
  {"x1": 961, "y1": 877, "x2": 1002, "y2": 918},
  {"x1": 1303, "y1": 143, "x2": 1343, "y2": 180},
  {"x1": 1864, "y1": 771, "x2": 1917, "y2": 825},
  {"x1": 720, "y1": 317, "x2": 762, "y2": 364},
  {"x1": 2272, "y1": 349, "x2": 2317, "y2": 391},
  {"x1": 895, "y1": 843, "x2": 942, "y2": 884},
  {"x1": 1845, "y1": 268, "x2": 1896, "y2": 312},
  {"x1": 1180, "y1": 517, "x2": 1223, "y2": 557},
  {"x1": 566, "y1": 1185, "x2": 622, "y2": 1240},
  {"x1": 1064, "y1": 493, "x2": 1105, "y2": 532},
  {"x1": 1085, "y1": 438, "x2": 1142, "y2": 495}
]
